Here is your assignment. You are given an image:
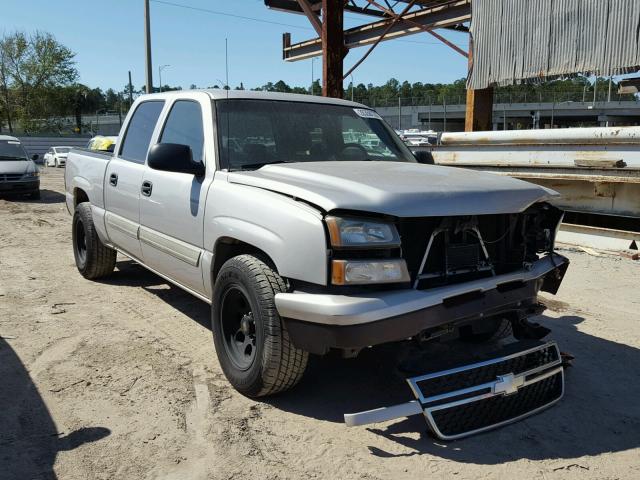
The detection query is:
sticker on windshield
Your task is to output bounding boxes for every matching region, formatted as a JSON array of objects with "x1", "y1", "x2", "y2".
[
  {"x1": 353, "y1": 108, "x2": 382, "y2": 120},
  {"x1": 7, "y1": 141, "x2": 21, "y2": 145}
]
